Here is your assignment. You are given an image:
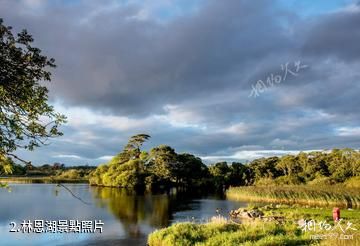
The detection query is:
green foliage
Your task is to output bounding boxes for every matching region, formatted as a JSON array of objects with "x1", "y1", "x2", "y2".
[
  {"x1": 91, "y1": 133, "x2": 360, "y2": 192},
  {"x1": 249, "y1": 157, "x2": 281, "y2": 181},
  {"x1": 55, "y1": 169, "x2": 90, "y2": 180},
  {"x1": 174, "y1": 153, "x2": 210, "y2": 188},
  {"x1": 90, "y1": 135, "x2": 220, "y2": 191},
  {"x1": 0, "y1": 153, "x2": 14, "y2": 187},
  {"x1": 208, "y1": 162, "x2": 251, "y2": 190},
  {"x1": 89, "y1": 135, "x2": 150, "y2": 190},
  {"x1": 228, "y1": 162, "x2": 251, "y2": 186},
  {"x1": 248, "y1": 149, "x2": 360, "y2": 185},
  {"x1": 0, "y1": 19, "x2": 66, "y2": 162},
  {"x1": 148, "y1": 220, "x2": 313, "y2": 246},
  {"x1": 209, "y1": 162, "x2": 231, "y2": 189},
  {"x1": 148, "y1": 145, "x2": 178, "y2": 187},
  {"x1": 0, "y1": 154, "x2": 14, "y2": 175},
  {"x1": 124, "y1": 134, "x2": 151, "y2": 159}
]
